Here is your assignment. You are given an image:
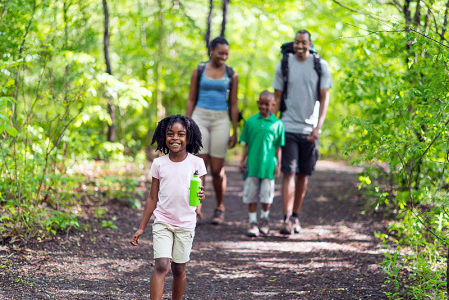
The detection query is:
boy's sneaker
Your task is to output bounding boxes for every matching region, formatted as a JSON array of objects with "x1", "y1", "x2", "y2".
[
  {"x1": 259, "y1": 218, "x2": 270, "y2": 235},
  {"x1": 247, "y1": 222, "x2": 259, "y2": 237},
  {"x1": 211, "y1": 208, "x2": 225, "y2": 225},
  {"x1": 290, "y1": 216, "x2": 301, "y2": 234},
  {"x1": 280, "y1": 219, "x2": 293, "y2": 235}
]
